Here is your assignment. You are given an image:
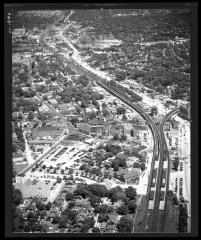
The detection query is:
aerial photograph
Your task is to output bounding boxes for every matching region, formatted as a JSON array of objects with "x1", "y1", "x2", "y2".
[{"x1": 10, "y1": 7, "x2": 191, "y2": 233}]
